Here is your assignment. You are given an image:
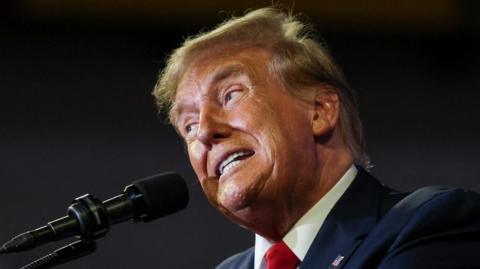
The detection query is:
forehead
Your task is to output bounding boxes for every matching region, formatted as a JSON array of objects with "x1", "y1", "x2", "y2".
[
  {"x1": 180, "y1": 46, "x2": 270, "y2": 90},
  {"x1": 170, "y1": 47, "x2": 271, "y2": 120}
]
